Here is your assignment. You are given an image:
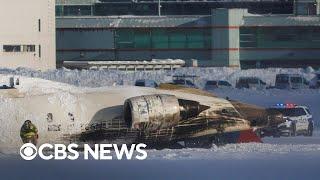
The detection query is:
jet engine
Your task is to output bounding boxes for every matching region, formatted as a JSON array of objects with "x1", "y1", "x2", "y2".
[{"x1": 124, "y1": 94, "x2": 210, "y2": 131}]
